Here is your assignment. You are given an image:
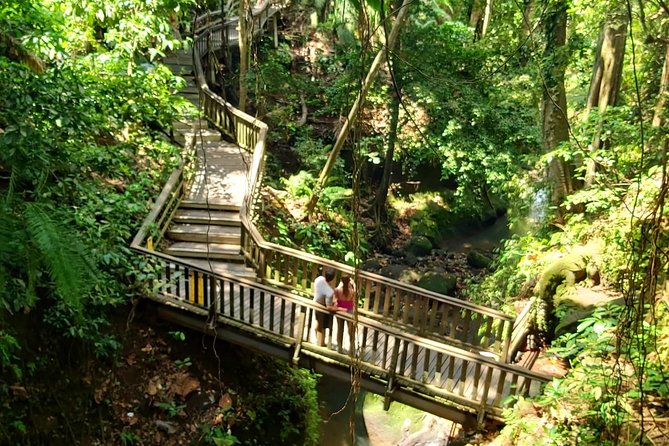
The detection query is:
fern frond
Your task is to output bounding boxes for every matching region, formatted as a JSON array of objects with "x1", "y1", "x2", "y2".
[{"x1": 24, "y1": 203, "x2": 98, "y2": 309}]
